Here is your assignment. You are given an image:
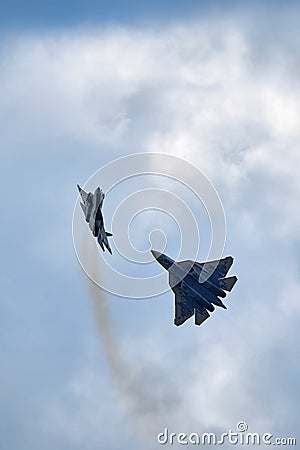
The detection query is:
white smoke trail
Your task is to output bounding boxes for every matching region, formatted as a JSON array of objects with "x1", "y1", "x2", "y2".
[{"x1": 82, "y1": 230, "x2": 180, "y2": 448}]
